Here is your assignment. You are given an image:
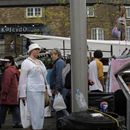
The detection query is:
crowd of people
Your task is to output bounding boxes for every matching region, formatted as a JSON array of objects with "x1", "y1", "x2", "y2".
[
  {"x1": 0, "y1": 41, "x2": 127, "y2": 129},
  {"x1": 0, "y1": 44, "x2": 69, "y2": 130}
]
